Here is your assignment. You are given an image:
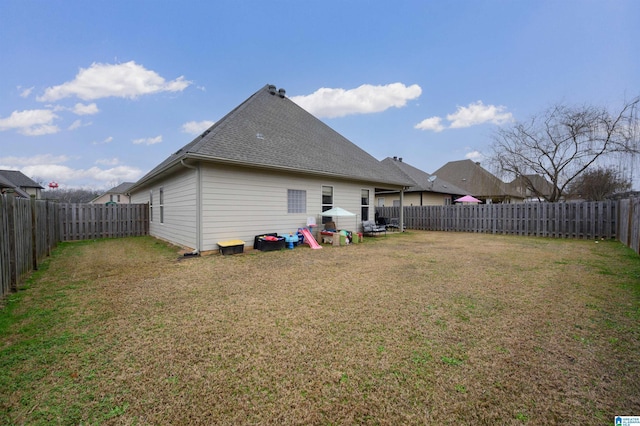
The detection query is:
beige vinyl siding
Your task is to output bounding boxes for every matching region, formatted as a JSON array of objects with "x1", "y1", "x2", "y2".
[
  {"x1": 91, "y1": 193, "x2": 131, "y2": 205},
  {"x1": 130, "y1": 168, "x2": 197, "y2": 249},
  {"x1": 376, "y1": 191, "x2": 452, "y2": 207},
  {"x1": 200, "y1": 164, "x2": 372, "y2": 250}
]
